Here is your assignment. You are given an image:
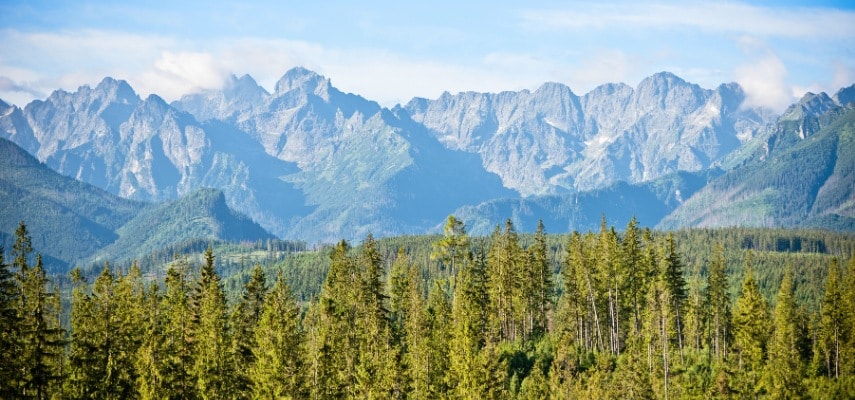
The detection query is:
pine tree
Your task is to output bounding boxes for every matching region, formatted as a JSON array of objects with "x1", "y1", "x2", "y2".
[
  {"x1": 191, "y1": 247, "x2": 233, "y2": 399},
  {"x1": 662, "y1": 233, "x2": 687, "y2": 364},
  {"x1": 448, "y1": 241, "x2": 492, "y2": 397},
  {"x1": 388, "y1": 247, "x2": 413, "y2": 343},
  {"x1": 525, "y1": 219, "x2": 553, "y2": 338},
  {"x1": 353, "y1": 234, "x2": 398, "y2": 398},
  {"x1": 67, "y1": 264, "x2": 139, "y2": 399},
  {"x1": 422, "y1": 280, "x2": 452, "y2": 397},
  {"x1": 67, "y1": 268, "x2": 96, "y2": 398},
  {"x1": 250, "y1": 271, "x2": 304, "y2": 398},
  {"x1": 397, "y1": 257, "x2": 422, "y2": 397},
  {"x1": 707, "y1": 243, "x2": 730, "y2": 363},
  {"x1": 766, "y1": 268, "x2": 805, "y2": 398},
  {"x1": 595, "y1": 220, "x2": 623, "y2": 355},
  {"x1": 622, "y1": 216, "x2": 646, "y2": 335},
  {"x1": 486, "y1": 220, "x2": 525, "y2": 342},
  {"x1": 135, "y1": 281, "x2": 165, "y2": 400},
  {"x1": 843, "y1": 256, "x2": 855, "y2": 376},
  {"x1": 0, "y1": 245, "x2": 22, "y2": 398},
  {"x1": 230, "y1": 263, "x2": 267, "y2": 398},
  {"x1": 819, "y1": 258, "x2": 844, "y2": 379},
  {"x1": 305, "y1": 240, "x2": 353, "y2": 398},
  {"x1": 12, "y1": 223, "x2": 64, "y2": 400},
  {"x1": 19, "y1": 253, "x2": 65, "y2": 400},
  {"x1": 111, "y1": 261, "x2": 147, "y2": 399},
  {"x1": 160, "y1": 259, "x2": 197, "y2": 400},
  {"x1": 731, "y1": 259, "x2": 770, "y2": 398},
  {"x1": 431, "y1": 215, "x2": 469, "y2": 277}
]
